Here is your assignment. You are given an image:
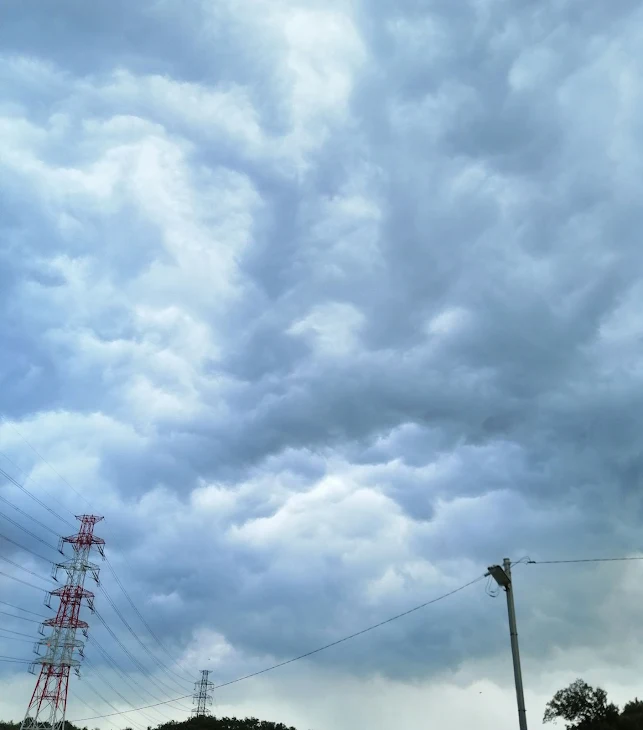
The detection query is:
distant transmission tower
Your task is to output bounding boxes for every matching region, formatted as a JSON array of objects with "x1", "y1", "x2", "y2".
[
  {"x1": 21, "y1": 515, "x2": 105, "y2": 730},
  {"x1": 192, "y1": 670, "x2": 215, "y2": 718}
]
